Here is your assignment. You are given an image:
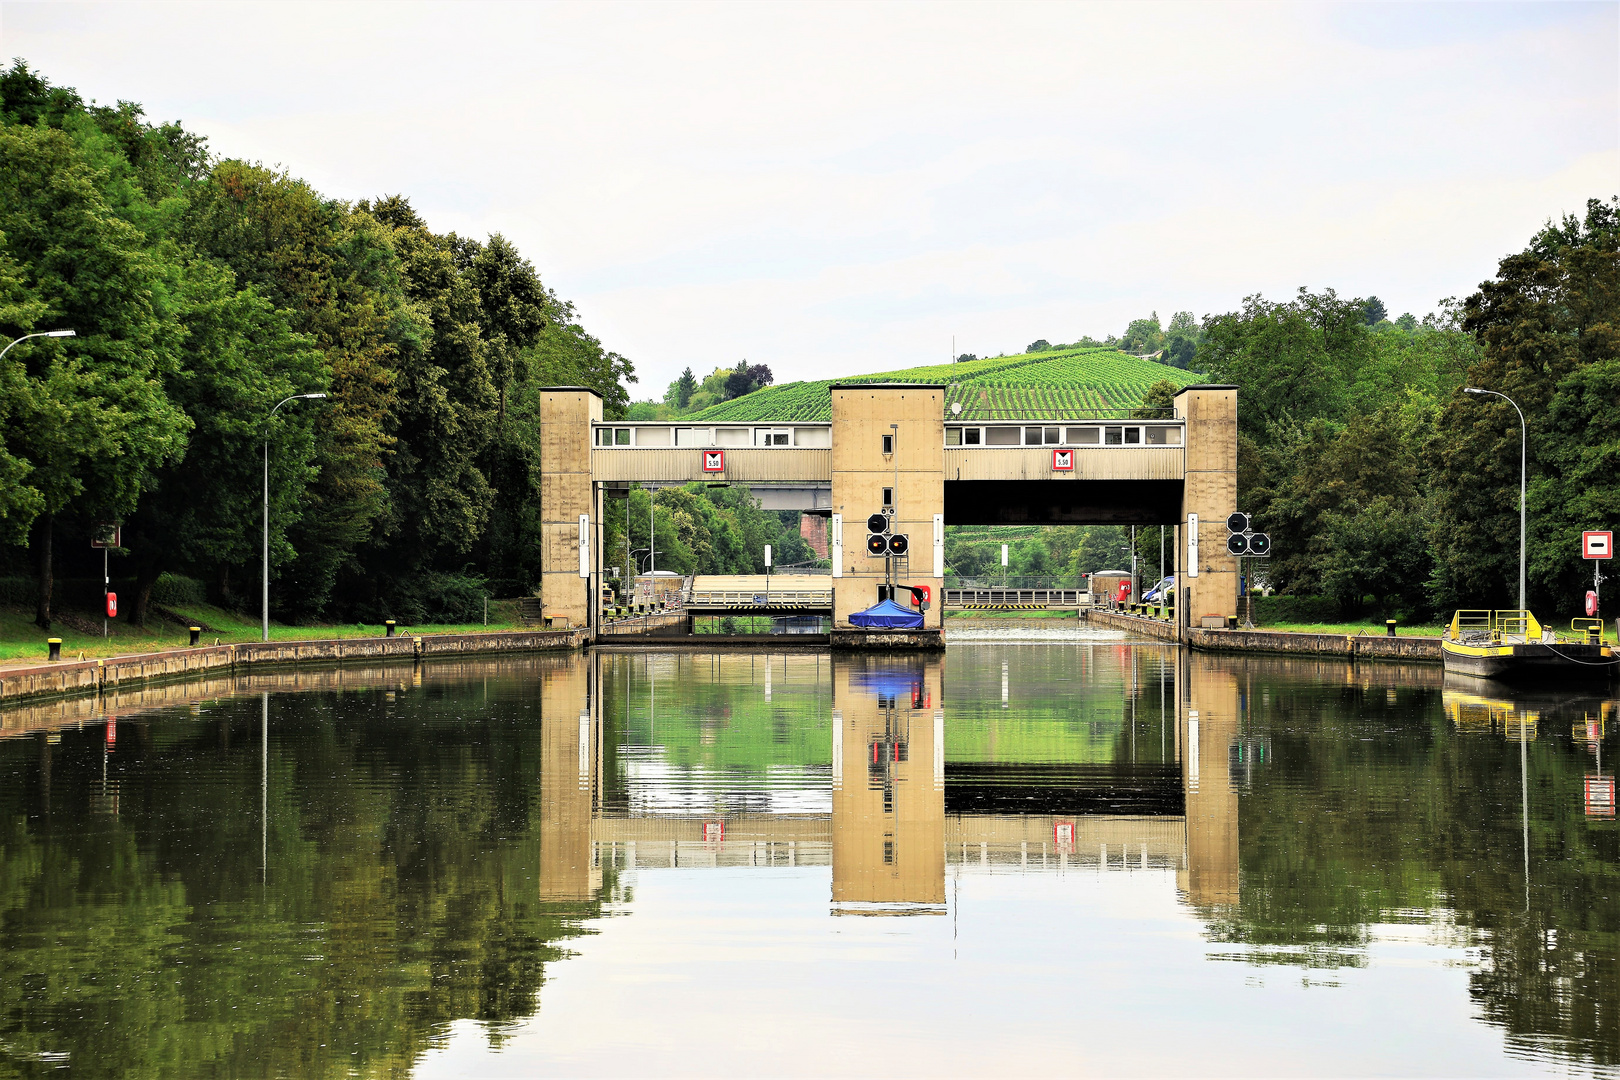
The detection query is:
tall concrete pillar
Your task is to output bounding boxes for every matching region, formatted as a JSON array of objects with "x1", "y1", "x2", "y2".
[
  {"x1": 1175, "y1": 385, "x2": 1239, "y2": 628},
  {"x1": 831, "y1": 655, "x2": 946, "y2": 907},
  {"x1": 829, "y1": 384, "x2": 945, "y2": 630},
  {"x1": 540, "y1": 388, "x2": 603, "y2": 631},
  {"x1": 1177, "y1": 653, "x2": 1240, "y2": 907},
  {"x1": 540, "y1": 655, "x2": 599, "y2": 901}
]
